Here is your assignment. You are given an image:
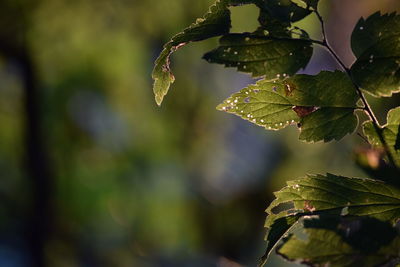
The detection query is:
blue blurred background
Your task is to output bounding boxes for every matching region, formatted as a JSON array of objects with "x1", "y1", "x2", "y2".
[{"x1": 0, "y1": 0, "x2": 399, "y2": 266}]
